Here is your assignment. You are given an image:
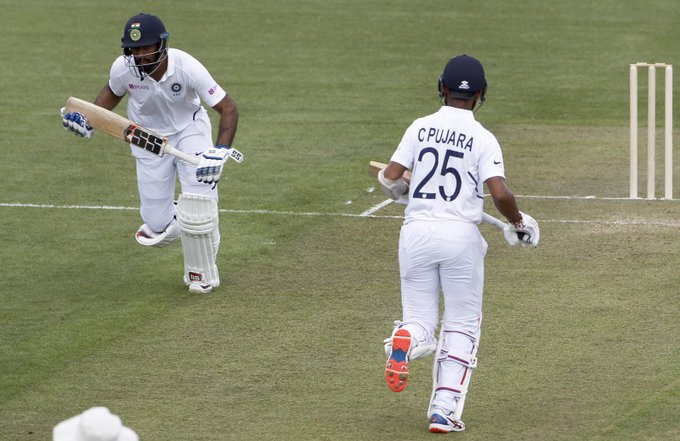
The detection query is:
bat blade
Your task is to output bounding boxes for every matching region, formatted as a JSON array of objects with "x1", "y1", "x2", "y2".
[
  {"x1": 368, "y1": 160, "x2": 412, "y2": 182},
  {"x1": 368, "y1": 160, "x2": 388, "y2": 177},
  {"x1": 66, "y1": 97, "x2": 130, "y2": 141},
  {"x1": 64, "y1": 97, "x2": 199, "y2": 166}
]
